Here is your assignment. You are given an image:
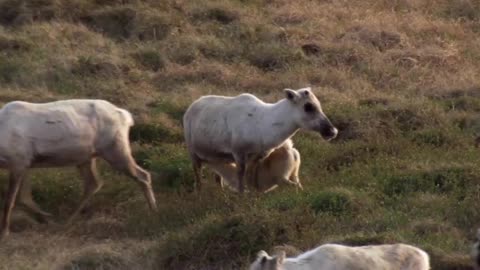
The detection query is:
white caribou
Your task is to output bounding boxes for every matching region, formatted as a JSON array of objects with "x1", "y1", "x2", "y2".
[
  {"x1": 250, "y1": 243, "x2": 431, "y2": 270},
  {"x1": 183, "y1": 87, "x2": 337, "y2": 193},
  {"x1": 0, "y1": 99, "x2": 156, "y2": 238}
]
